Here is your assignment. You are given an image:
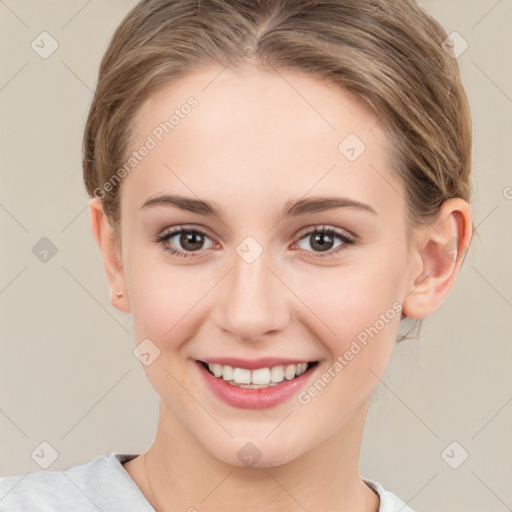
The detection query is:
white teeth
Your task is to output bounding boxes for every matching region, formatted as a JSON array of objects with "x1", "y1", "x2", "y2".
[
  {"x1": 204, "y1": 362, "x2": 311, "y2": 386},
  {"x1": 233, "y1": 368, "x2": 251, "y2": 384},
  {"x1": 284, "y1": 364, "x2": 297, "y2": 380},
  {"x1": 213, "y1": 363, "x2": 223, "y2": 378},
  {"x1": 270, "y1": 366, "x2": 284, "y2": 383},
  {"x1": 251, "y1": 368, "x2": 271, "y2": 385},
  {"x1": 222, "y1": 365, "x2": 234, "y2": 381}
]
